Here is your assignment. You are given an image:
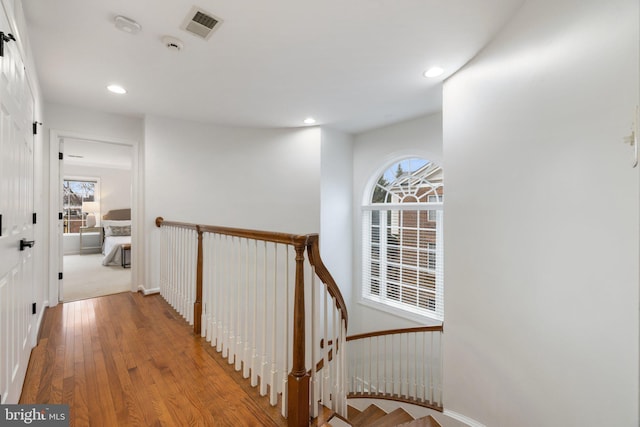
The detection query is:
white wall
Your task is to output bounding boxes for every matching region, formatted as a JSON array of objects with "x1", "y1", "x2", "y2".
[
  {"x1": 320, "y1": 127, "x2": 354, "y2": 309},
  {"x1": 442, "y1": 1, "x2": 639, "y2": 426},
  {"x1": 43, "y1": 103, "x2": 143, "y2": 296},
  {"x1": 144, "y1": 115, "x2": 322, "y2": 289},
  {"x1": 351, "y1": 113, "x2": 443, "y2": 334},
  {"x1": 44, "y1": 103, "x2": 144, "y2": 143}
]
